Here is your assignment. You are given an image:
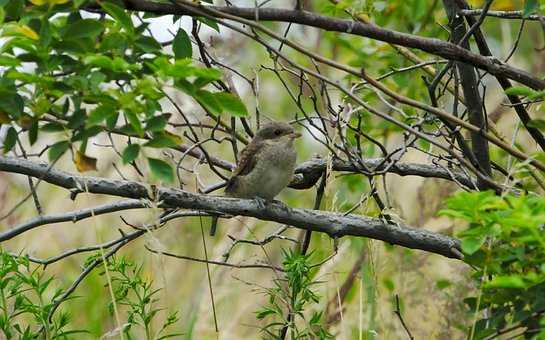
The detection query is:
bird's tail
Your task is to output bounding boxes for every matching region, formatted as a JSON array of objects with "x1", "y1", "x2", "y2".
[{"x1": 209, "y1": 215, "x2": 219, "y2": 236}]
